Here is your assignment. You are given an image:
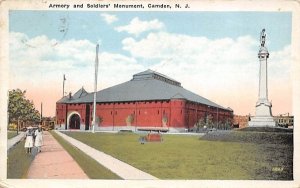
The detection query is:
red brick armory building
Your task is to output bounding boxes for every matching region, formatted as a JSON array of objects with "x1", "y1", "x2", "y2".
[{"x1": 56, "y1": 70, "x2": 234, "y2": 132}]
